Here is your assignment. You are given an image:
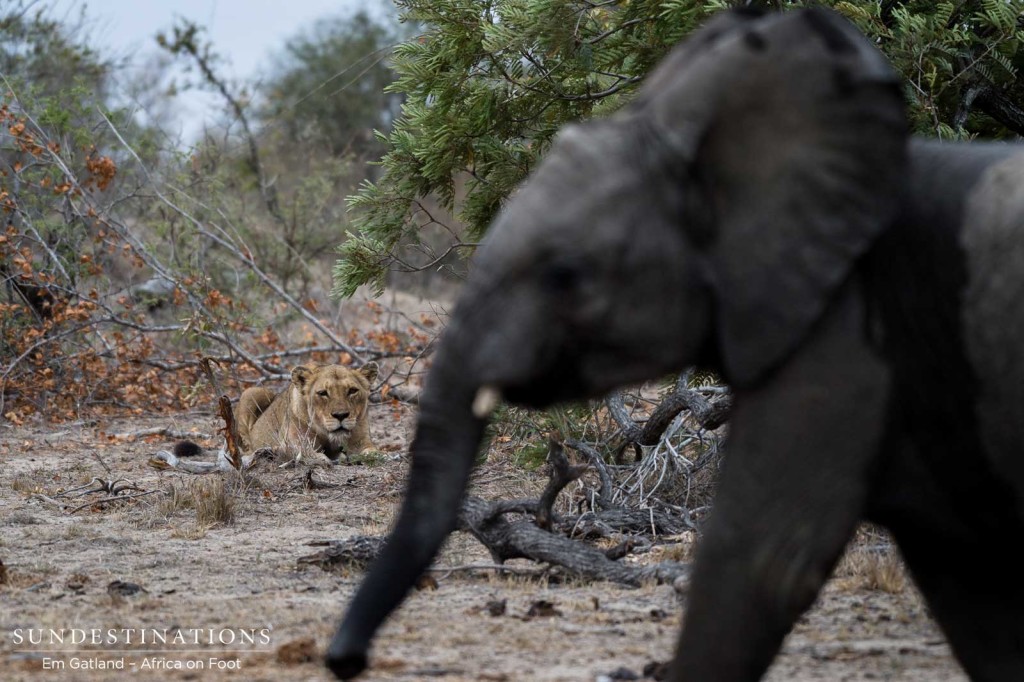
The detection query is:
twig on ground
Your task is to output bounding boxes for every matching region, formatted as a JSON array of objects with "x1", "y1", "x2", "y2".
[
  {"x1": 114, "y1": 427, "x2": 214, "y2": 441},
  {"x1": 428, "y1": 564, "x2": 547, "y2": 580},
  {"x1": 67, "y1": 489, "x2": 161, "y2": 515}
]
